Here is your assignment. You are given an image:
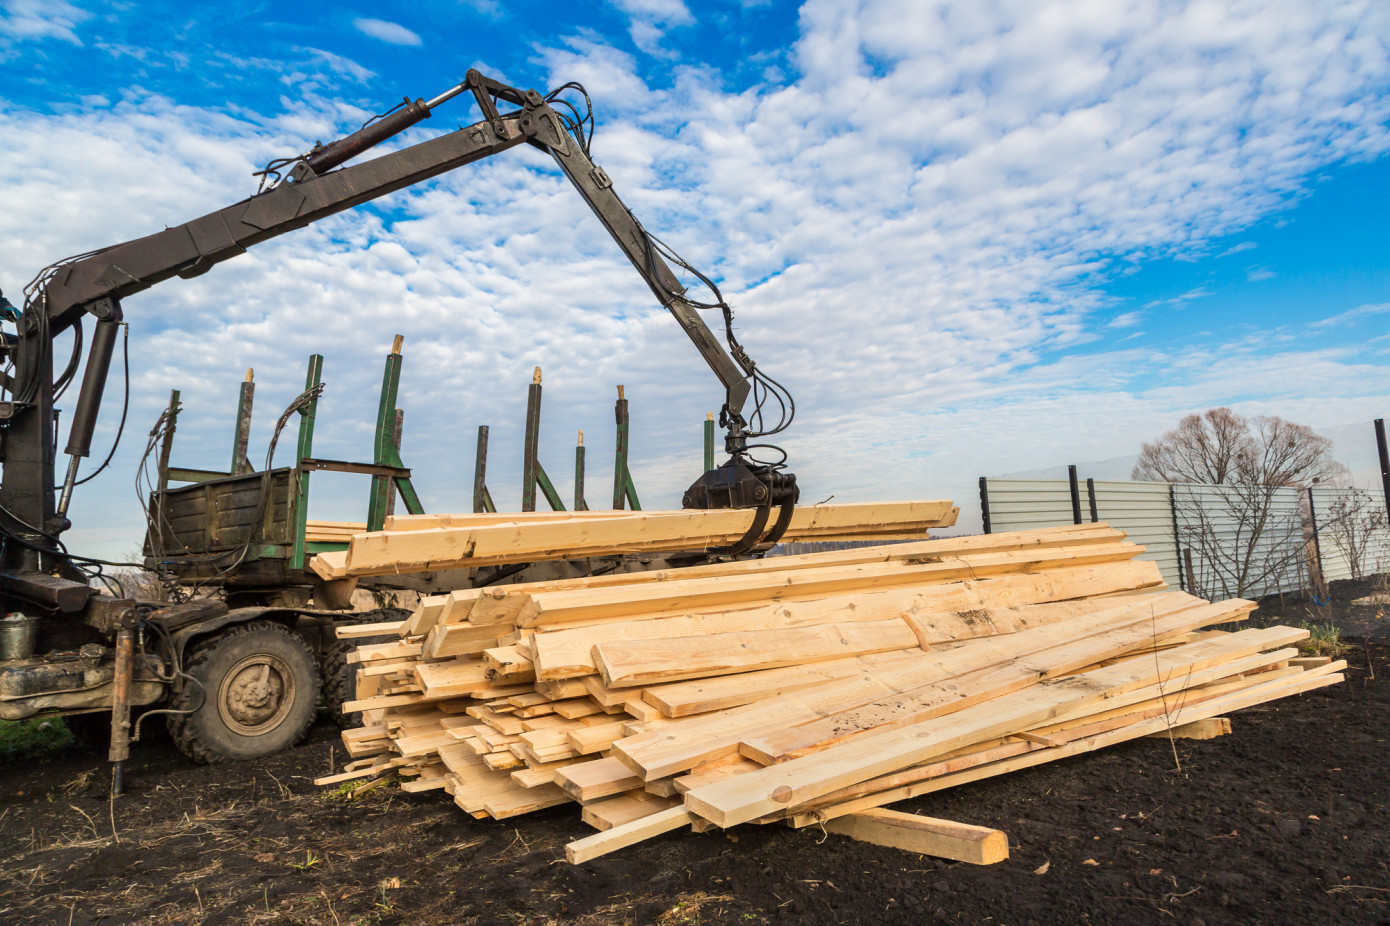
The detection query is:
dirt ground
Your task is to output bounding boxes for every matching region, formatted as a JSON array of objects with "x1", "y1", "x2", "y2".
[{"x1": 2, "y1": 581, "x2": 1387, "y2": 926}]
